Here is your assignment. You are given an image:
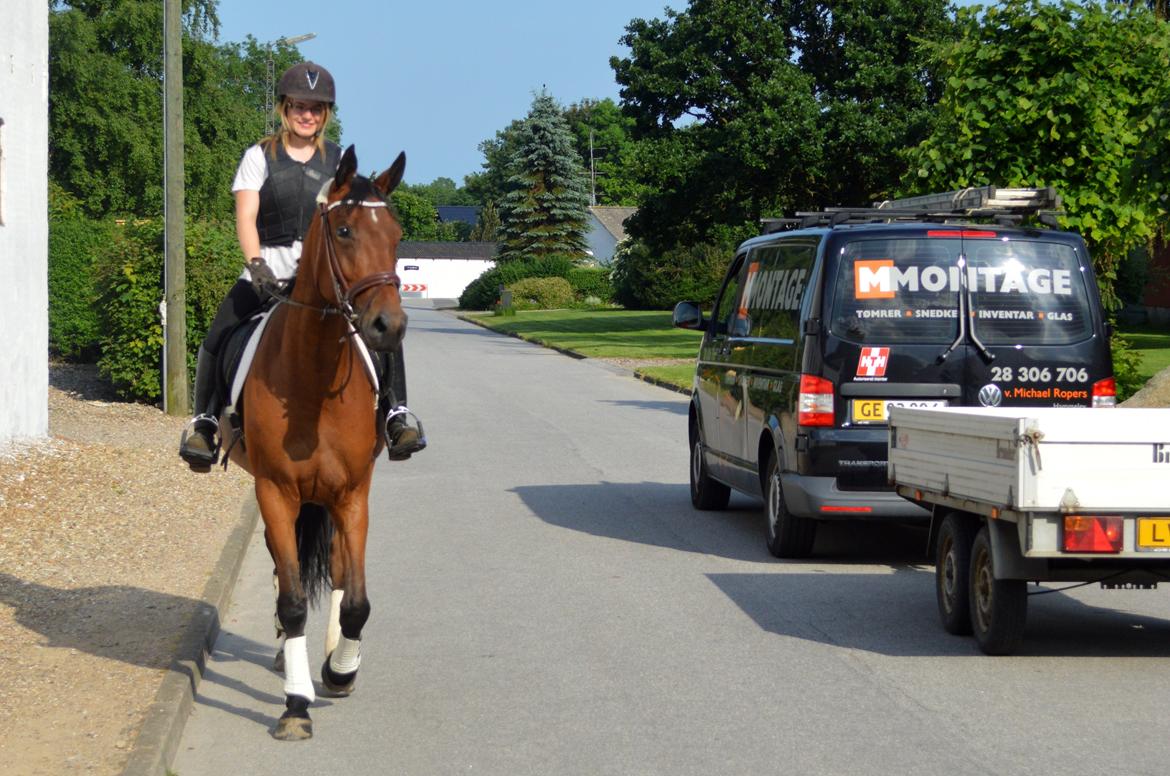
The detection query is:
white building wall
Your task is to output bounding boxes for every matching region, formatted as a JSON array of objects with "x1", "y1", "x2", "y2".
[
  {"x1": 0, "y1": 2, "x2": 50, "y2": 442},
  {"x1": 396, "y1": 257, "x2": 496, "y2": 300},
  {"x1": 585, "y1": 215, "x2": 619, "y2": 265}
]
